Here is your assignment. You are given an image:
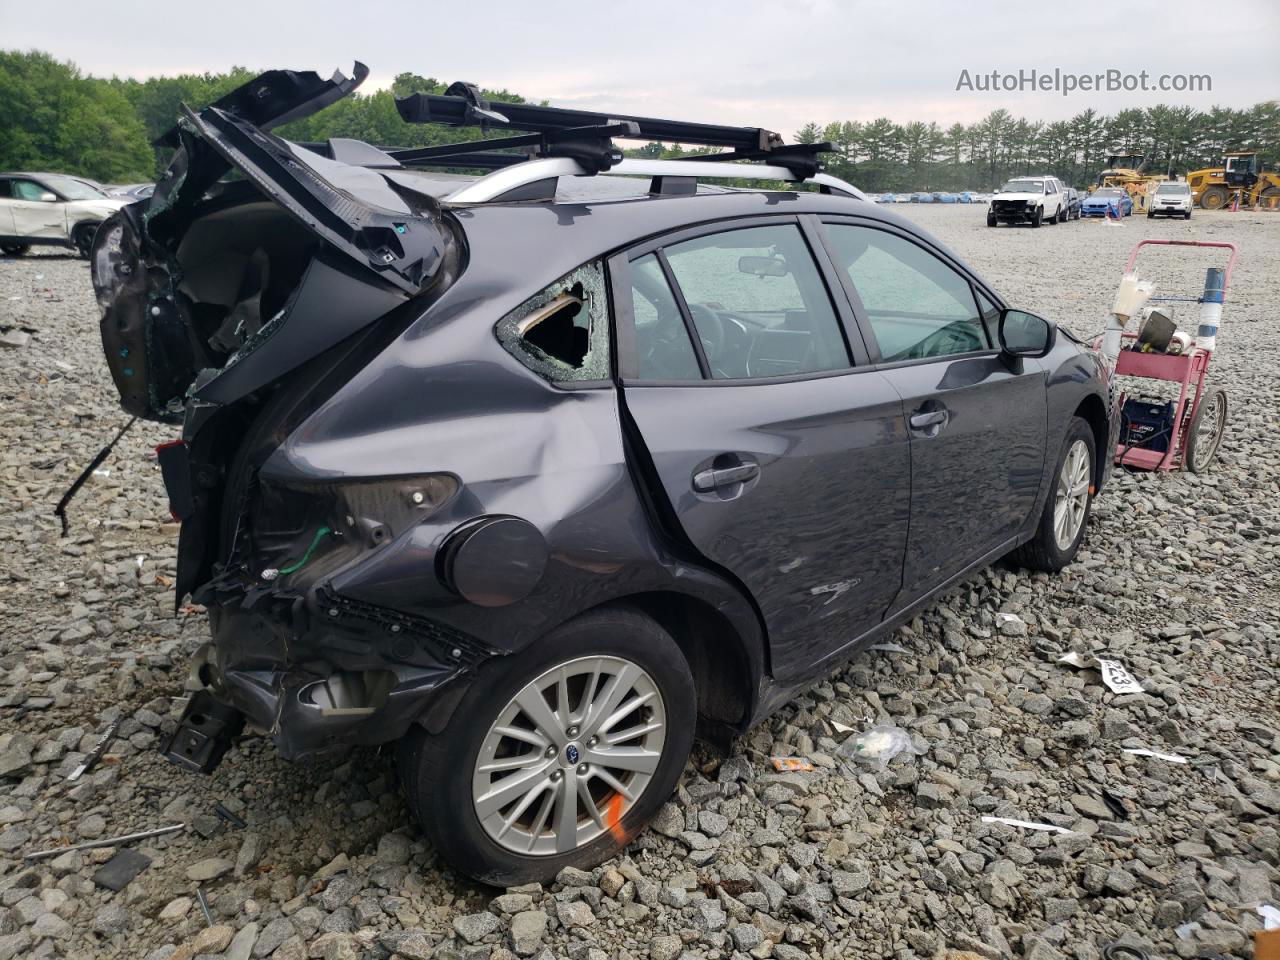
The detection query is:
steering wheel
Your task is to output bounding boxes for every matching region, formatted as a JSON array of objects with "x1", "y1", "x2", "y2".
[{"x1": 687, "y1": 303, "x2": 725, "y2": 364}]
